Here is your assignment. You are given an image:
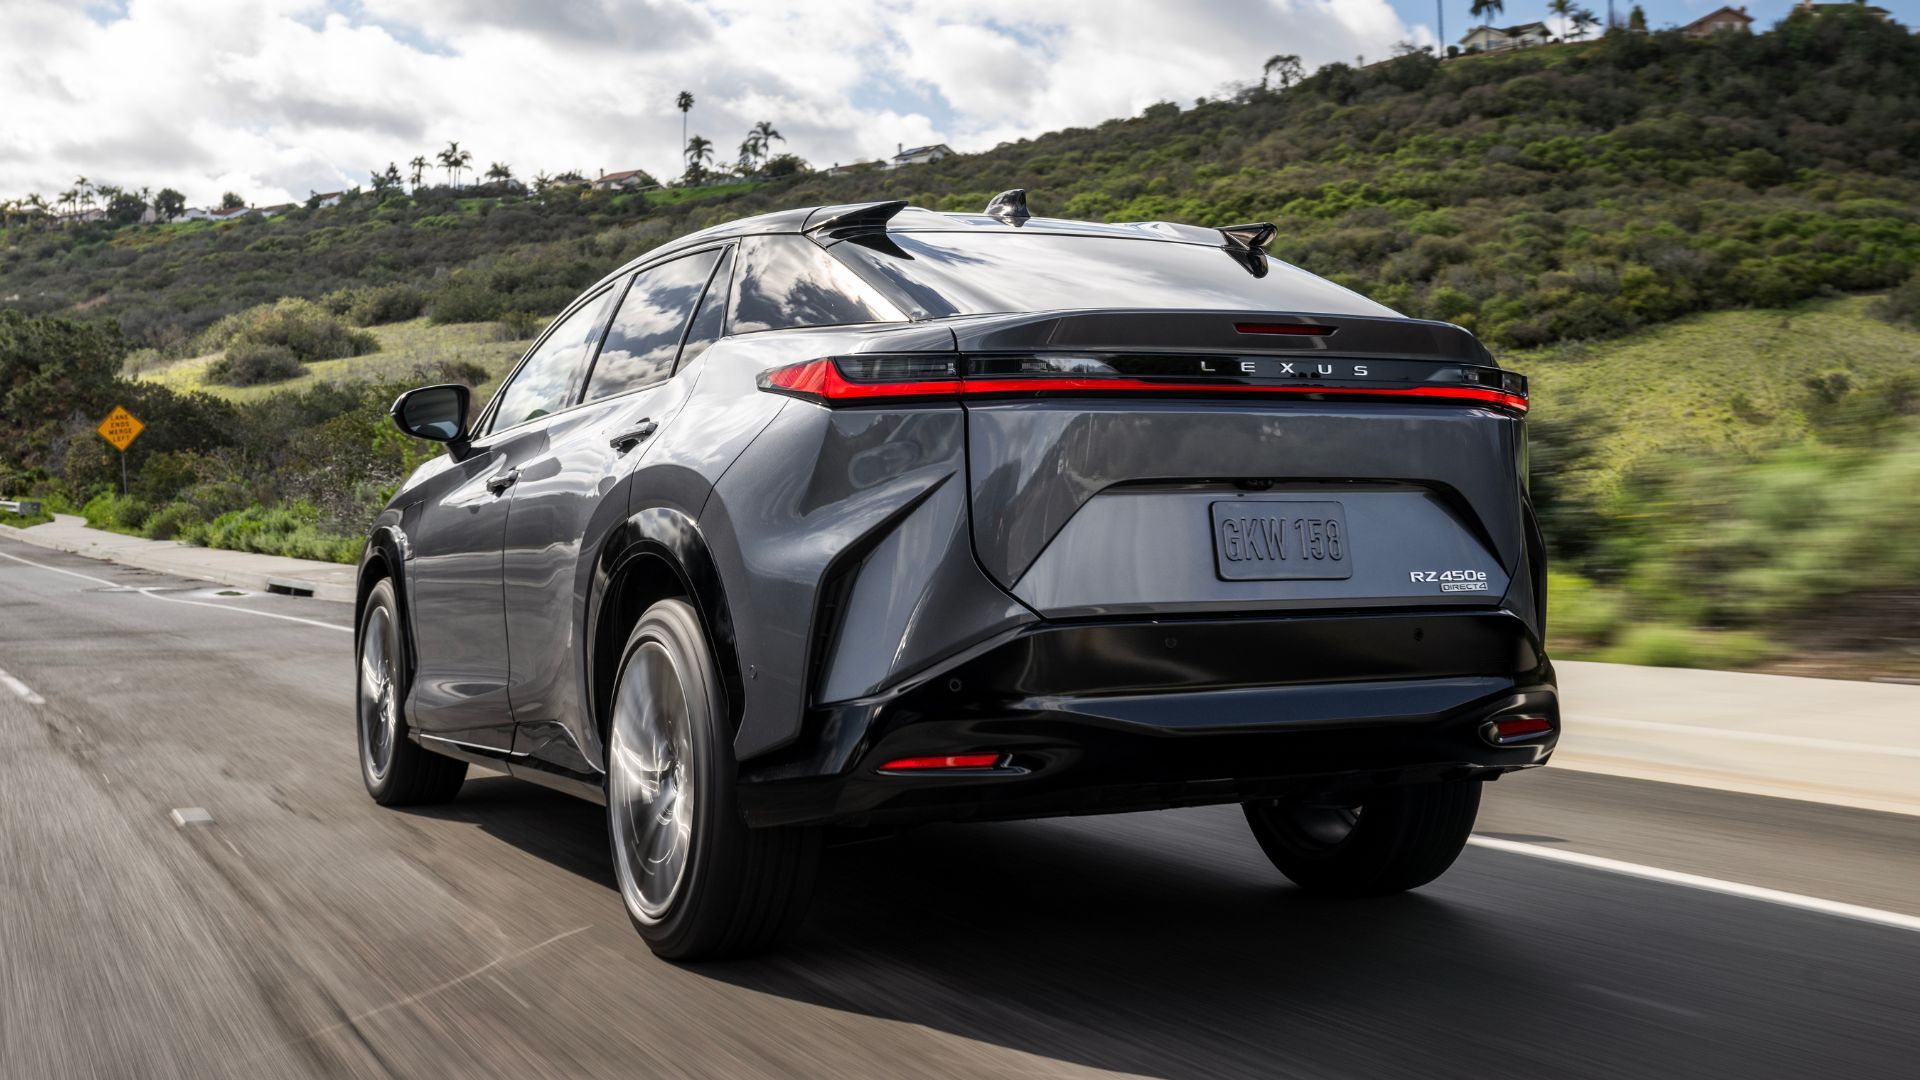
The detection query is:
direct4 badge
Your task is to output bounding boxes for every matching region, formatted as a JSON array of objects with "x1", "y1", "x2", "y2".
[{"x1": 1410, "y1": 569, "x2": 1490, "y2": 592}]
